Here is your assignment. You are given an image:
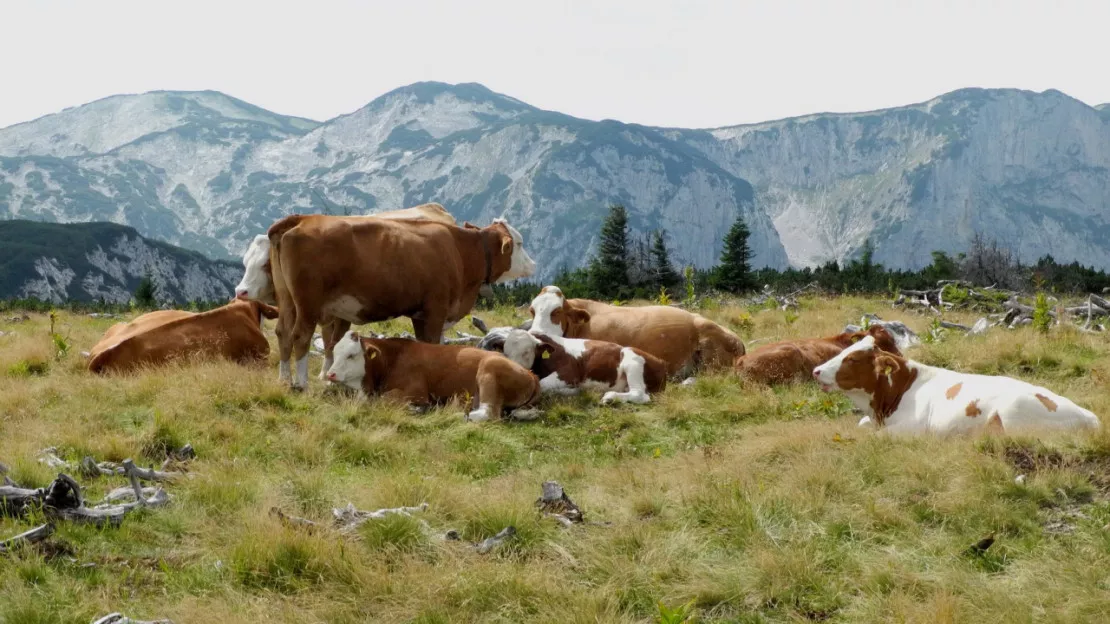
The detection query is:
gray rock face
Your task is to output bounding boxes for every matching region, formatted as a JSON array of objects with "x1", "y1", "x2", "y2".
[
  {"x1": 0, "y1": 220, "x2": 240, "y2": 304},
  {"x1": 2, "y1": 83, "x2": 1108, "y2": 282}
]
